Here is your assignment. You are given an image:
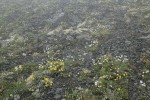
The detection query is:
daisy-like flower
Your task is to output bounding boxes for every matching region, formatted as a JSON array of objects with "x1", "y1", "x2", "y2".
[{"x1": 95, "y1": 80, "x2": 99, "y2": 86}]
